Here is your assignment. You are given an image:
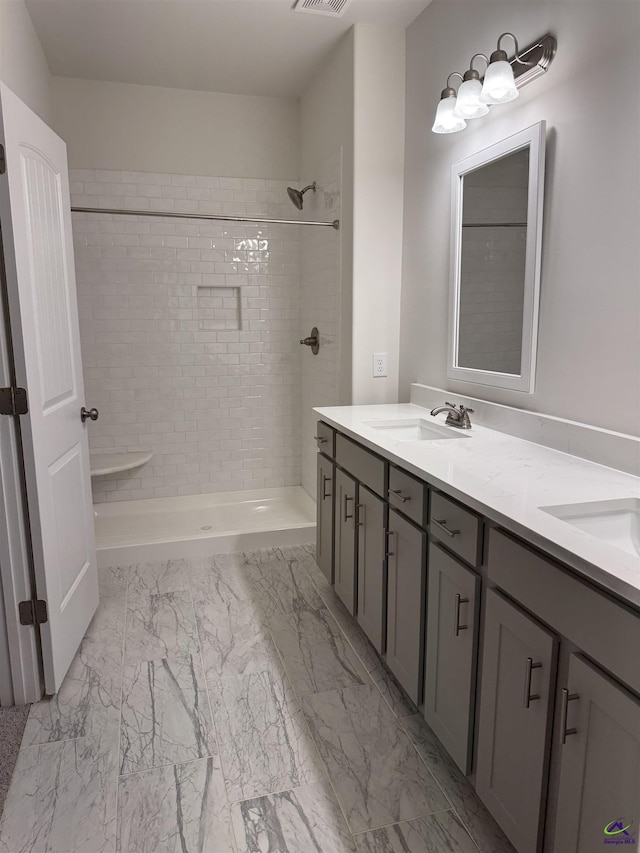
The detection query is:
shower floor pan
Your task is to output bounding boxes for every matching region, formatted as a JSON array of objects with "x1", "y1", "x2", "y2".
[{"x1": 94, "y1": 486, "x2": 316, "y2": 567}]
